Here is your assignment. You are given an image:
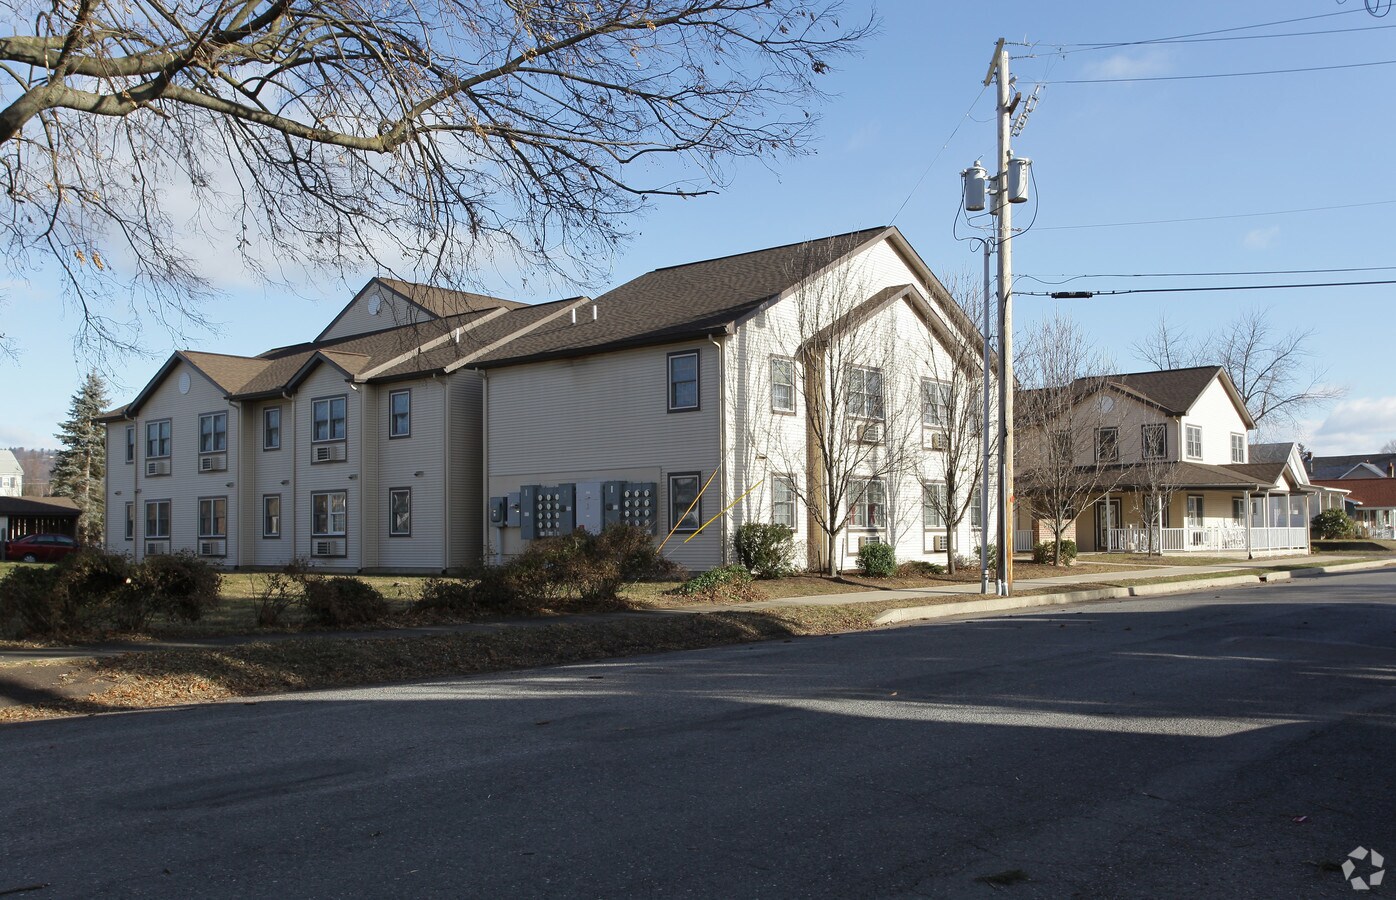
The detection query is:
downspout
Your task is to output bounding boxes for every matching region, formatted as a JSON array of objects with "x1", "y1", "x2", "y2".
[
  {"x1": 1244, "y1": 489, "x2": 1252, "y2": 558},
  {"x1": 438, "y1": 373, "x2": 449, "y2": 573},
  {"x1": 710, "y1": 334, "x2": 728, "y2": 564},
  {"x1": 231, "y1": 399, "x2": 243, "y2": 569},
  {"x1": 479, "y1": 368, "x2": 500, "y2": 566},
  {"x1": 288, "y1": 392, "x2": 297, "y2": 562}
]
